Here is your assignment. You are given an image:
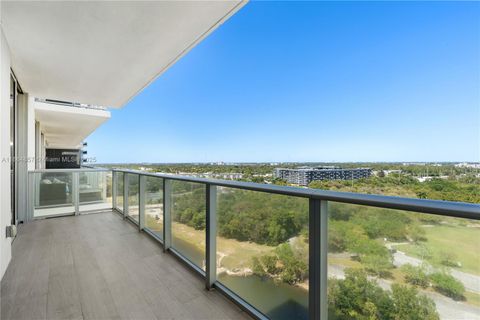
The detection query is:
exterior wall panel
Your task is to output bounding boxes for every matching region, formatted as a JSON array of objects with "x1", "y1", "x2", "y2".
[{"x1": 0, "y1": 26, "x2": 12, "y2": 279}]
